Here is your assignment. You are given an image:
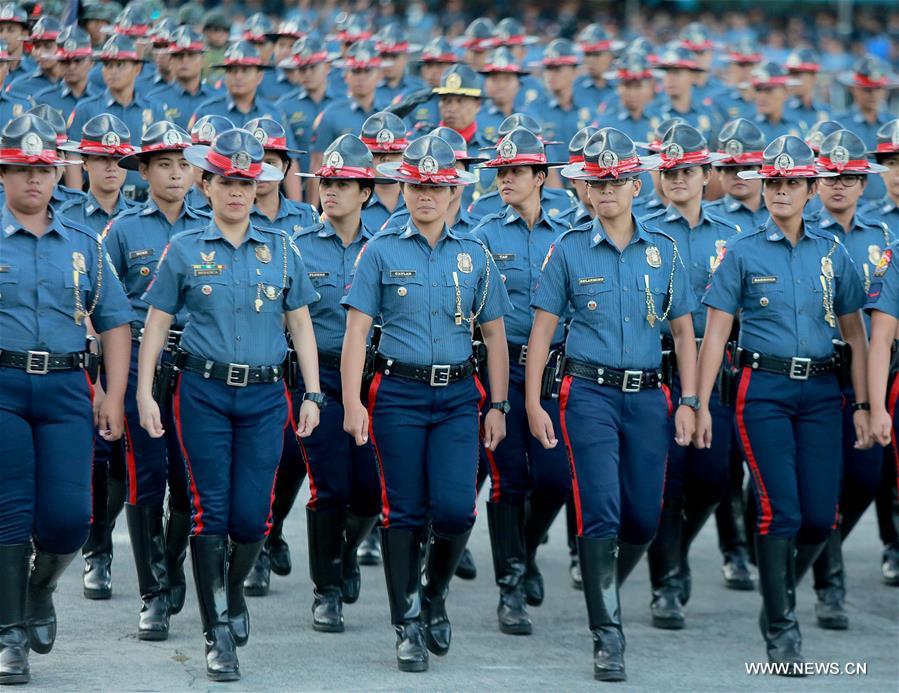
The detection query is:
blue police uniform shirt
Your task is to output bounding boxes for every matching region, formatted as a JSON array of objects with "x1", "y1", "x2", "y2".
[
  {"x1": 277, "y1": 88, "x2": 338, "y2": 172},
  {"x1": 479, "y1": 100, "x2": 536, "y2": 146},
  {"x1": 633, "y1": 191, "x2": 666, "y2": 217},
  {"x1": 326, "y1": 68, "x2": 346, "y2": 99},
  {"x1": 185, "y1": 187, "x2": 210, "y2": 212},
  {"x1": 57, "y1": 191, "x2": 134, "y2": 236},
  {"x1": 361, "y1": 191, "x2": 405, "y2": 233},
  {"x1": 293, "y1": 219, "x2": 373, "y2": 353},
  {"x1": 649, "y1": 101, "x2": 721, "y2": 148},
  {"x1": 6, "y1": 68, "x2": 57, "y2": 101},
  {"x1": 641, "y1": 204, "x2": 741, "y2": 337},
  {"x1": 472, "y1": 205, "x2": 569, "y2": 345},
  {"x1": 513, "y1": 75, "x2": 545, "y2": 112},
  {"x1": 573, "y1": 76, "x2": 614, "y2": 115},
  {"x1": 342, "y1": 221, "x2": 512, "y2": 365},
  {"x1": 256, "y1": 68, "x2": 288, "y2": 102},
  {"x1": 143, "y1": 221, "x2": 319, "y2": 366},
  {"x1": 375, "y1": 73, "x2": 427, "y2": 111},
  {"x1": 105, "y1": 199, "x2": 211, "y2": 326},
  {"x1": 188, "y1": 94, "x2": 299, "y2": 150},
  {"x1": 532, "y1": 216, "x2": 696, "y2": 369},
  {"x1": 0, "y1": 87, "x2": 28, "y2": 124},
  {"x1": 0, "y1": 205, "x2": 135, "y2": 352},
  {"x1": 407, "y1": 93, "x2": 441, "y2": 133},
  {"x1": 705, "y1": 194, "x2": 769, "y2": 233},
  {"x1": 703, "y1": 219, "x2": 865, "y2": 360},
  {"x1": 468, "y1": 187, "x2": 575, "y2": 223},
  {"x1": 864, "y1": 240, "x2": 899, "y2": 318},
  {"x1": 384, "y1": 204, "x2": 476, "y2": 236},
  {"x1": 560, "y1": 200, "x2": 592, "y2": 228},
  {"x1": 752, "y1": 111, "x2": 804, "y2": 142},
  {"x1": 535, "y1": 97, "x2": 594, "y2": 166},
  {"x1": 785, "y1": 96, "x2": 828, "y2": 132},
  {"x1": 861, "y1": 196, "x2": 899, "y2": 232},
  {"x1": 250, "y1": 194, "x2": 320, "y2": 237},
  {"x1": 311, "y1": 97, "x2": 378, "y2": 153},
  {"x1": 6, "y1": 55, "x2": 36, "y2": 83},
  {"x1": 719, "y1": 89, "x2": 757, "y2": 122},
  {"x1": 31, "y1": 81, "x2": 99, "y2": 119},
  {"x1": 147, "y1": 79, "x2": 222, "y2": 129}
]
